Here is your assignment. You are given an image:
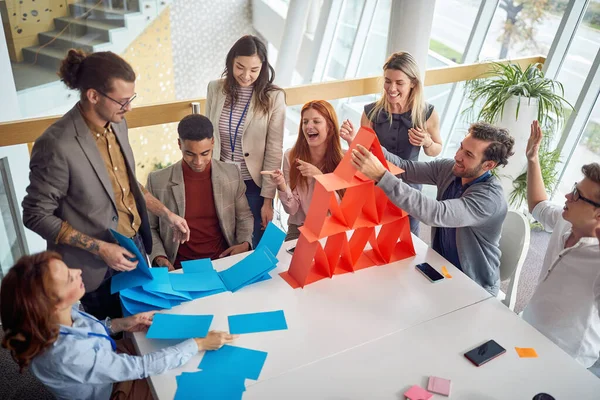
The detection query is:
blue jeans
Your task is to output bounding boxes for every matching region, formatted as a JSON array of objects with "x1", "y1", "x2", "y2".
[{"x1": 245, "y1": 179, "x2": 266, "y2": 249}]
